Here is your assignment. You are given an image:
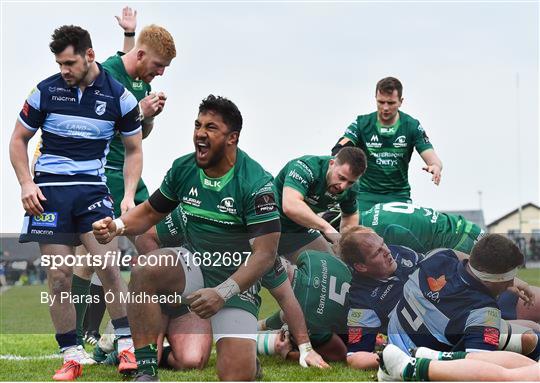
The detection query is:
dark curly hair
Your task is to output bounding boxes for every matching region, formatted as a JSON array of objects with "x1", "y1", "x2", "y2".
[
  {"x1": 199, "y1": 95, "x2": 243, "y2": 134},
  {"x1": 49, "y1": 25, "x2": 92, "y2": 56}
]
